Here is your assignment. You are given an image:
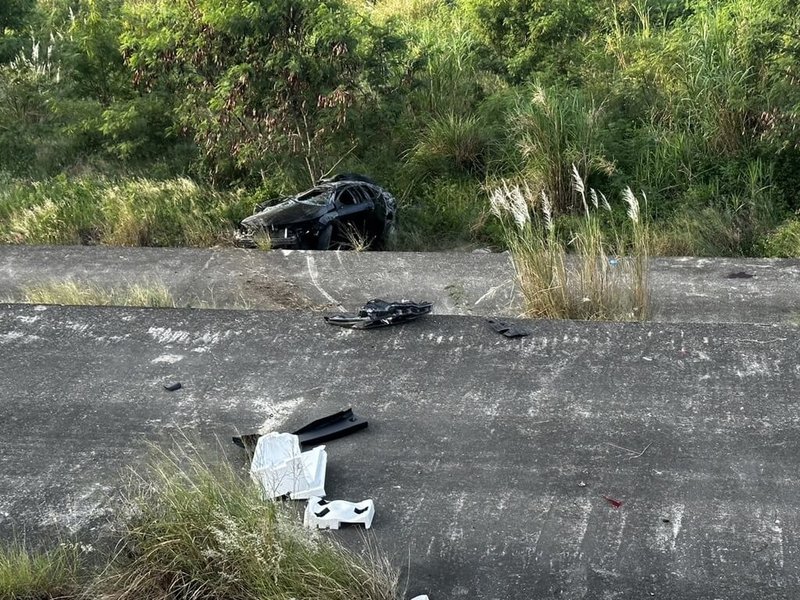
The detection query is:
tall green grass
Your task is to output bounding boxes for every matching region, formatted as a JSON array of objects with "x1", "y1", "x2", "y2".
[
  {"x1": 0, "y1": 176, "x2": 252, "y2": 247},
  {"x1": 0, "y1": 543, "x2": 80, "y2": 600},
  {"x1": 407, "y1": 113, "x2": 490, "y2": 179},
  {"x1": 514, "y1": 86, "x2": 613, "y2": 215}
]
